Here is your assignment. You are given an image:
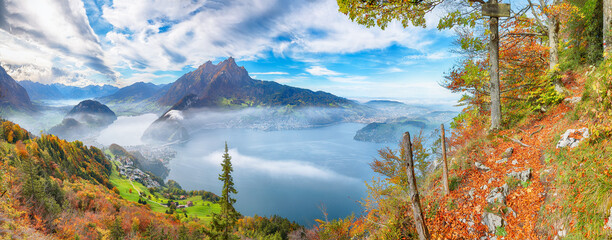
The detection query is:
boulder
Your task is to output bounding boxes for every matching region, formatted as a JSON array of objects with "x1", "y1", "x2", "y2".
[
  {"x1": 475, "y1": 162, "x2": 490, "y2": 171},
  {"x1": 501, "y1": 147, "x2": 513, "y2": 158},
  {"x1": 557, "y1": 128, "x2": 589, "y2": 148},
  {"x1": 507, "y1": 169, "x2": 532, "y2": 182},
  {"x1": 482, "y1": 212, "x2": 505, "y2": 233},
  {"x1": 563, "y1": 96, "x2": 581, "y2": 104},
  {"x1": 496, "y1": 158, "x2": 508, "y2": 164},
  {"x1": 486, "y1": 184, "x2": 509, "y2": 205}
]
